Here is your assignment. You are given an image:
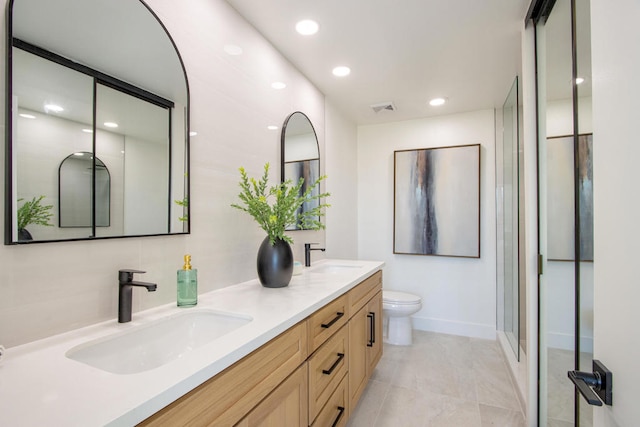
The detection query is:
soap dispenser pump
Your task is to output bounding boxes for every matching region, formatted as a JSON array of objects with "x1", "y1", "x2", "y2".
[{"x1": 177, "y1": 254, "x2": 198, "y2": 307}]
